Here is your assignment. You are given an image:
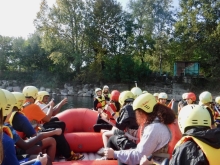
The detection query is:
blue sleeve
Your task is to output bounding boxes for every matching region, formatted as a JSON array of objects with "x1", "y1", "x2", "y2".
[
  {"x1": 2, "y1": 133, "x2": 20, "y2": 165},
  {"x1": 32, "y1": 160, "x2": 42, "y2": 165},
  {"x1": 4, "y1": 123, "x2": 20, "y2": 143},
  {"x1": 12, "y1": 112, "x2": 36, "y2": 137}
]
